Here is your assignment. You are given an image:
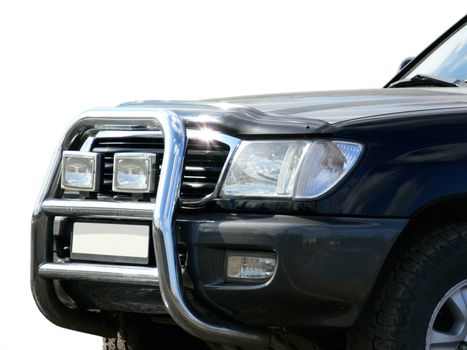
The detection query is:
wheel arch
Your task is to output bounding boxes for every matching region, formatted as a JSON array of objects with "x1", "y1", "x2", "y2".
[
  {"x1": 360, "y1": 194, "x2": 467, "y2": 323},
  {"x1": 397, "y1": 194, "x2": 467, "y2": 241}
]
